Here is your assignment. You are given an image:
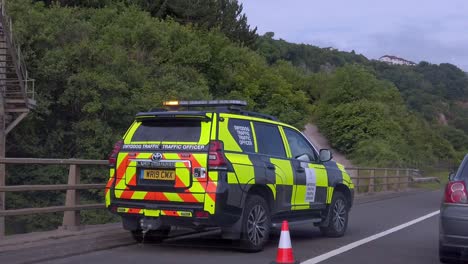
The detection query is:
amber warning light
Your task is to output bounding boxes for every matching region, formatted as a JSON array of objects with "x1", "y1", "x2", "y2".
[
  {"x1": 163, "y1": 101, "x2": 179, "y2": 106},
  {"x1": 163, "y1": 100, "x2": 247, "y2": 108}
]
